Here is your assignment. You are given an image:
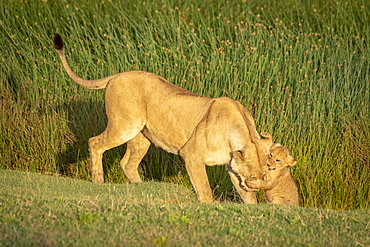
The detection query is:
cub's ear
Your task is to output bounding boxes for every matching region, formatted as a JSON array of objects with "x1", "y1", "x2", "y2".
[
  {"x1": 272, "y1": 143, "x2": 283, "y2": 148},
  {"x1": 289, "y1": 158, "x2": 297, "y2": 167}
]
